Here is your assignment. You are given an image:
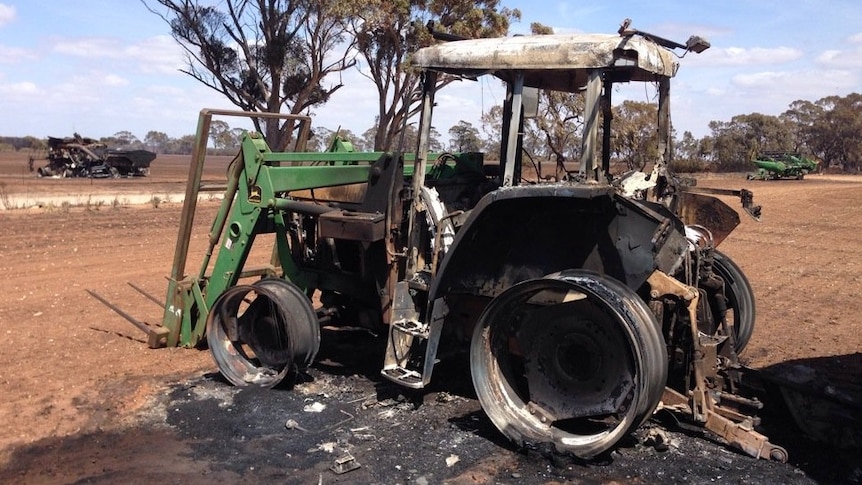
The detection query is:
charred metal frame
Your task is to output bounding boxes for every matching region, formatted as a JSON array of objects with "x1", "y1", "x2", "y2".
[{"x1": 90, "y1": 22, "x2": 794, "y2": 464}]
